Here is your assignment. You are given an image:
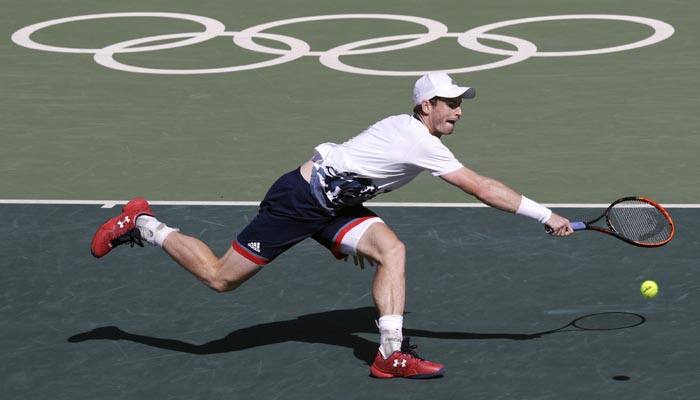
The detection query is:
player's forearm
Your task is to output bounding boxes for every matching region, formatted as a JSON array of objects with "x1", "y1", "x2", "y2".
[
  {"x1": 441, "y1": 168, "x2": 550, "y2": 220},
  {"x1": 469, "y1": 176, "x2": 522, "y2": 213},
  {"x1": 469, "y1": 177, "x2": 552, "y2": 223}
]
